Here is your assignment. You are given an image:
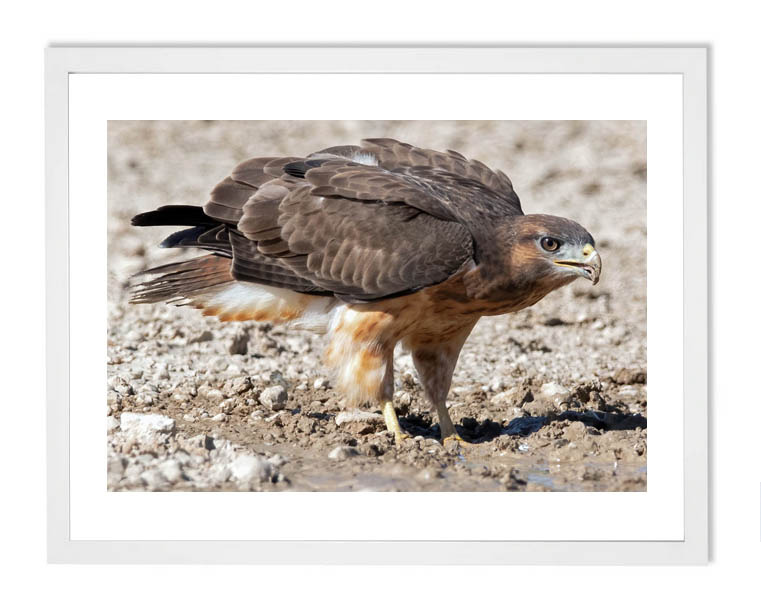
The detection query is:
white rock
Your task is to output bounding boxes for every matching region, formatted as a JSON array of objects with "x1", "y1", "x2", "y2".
[
  {"x1": 112, "y1": 377, "x2": 133, "y2": 395},
  {"x1": 491, "y1": 387, "x2": 519, "y2": 405},
  {"x1": 136, "y1": 393, "x2": 154, "y2": 406},
  {"x1": 335, "y1": 409, "x2": 383, "y2": 426},
  {"x1": 137, "y1": 453, "x2": 158, "y2": 466},
  {"x1": 207, "y1": 463, "x2": 231, "y2": 484},
  {"x1": 489, "y1": 378, "x2": 506, "y2": 393},
  {"x1": 218, "y1": 399, "x2": 236, "y2": 414},
  {"x1": 328, "y1": 446, "x2": 359, "y2": 460},
  {"x1": 313, "y1": 377, "x2": 330, "y2": 390},
  {"x1": 140, "y1": 469, "x2": 168, "y2": 489},
  {"x1": 259, "y1": 385, "x2": 288, "y2": 410},
  {"x1": 229, "y1": 454, "x2": 272, "y2": 484},
  {"x1": 541, "y1": 382, "x2": 570, "y2": 397},
  {"x1": 205, "y1": 389, "x2": 224, "y2": 403},
  {"x1": 107, "y1": 457, "x2": 124, "y2": 485},
  {"x1": 174, "y1": 451, "x2": 192, "y2": 466},
  {"x1": 119, "y1": 412, "x2": 175, "y2": 444},
  {"x1": 617, "y1": 385, "x2": 640, "y2": 397},
  {"x1": 212, "y1": 437, "x2": 232, "y2": 451},
  {"x1": 394, "y1": 391, "x2": 412, "y2": 407},
  {"x1": 267, "y1": 454, "x2": 288, "y2": 467},
  {"x1": 125, "y1": 330, "x2": 142, "y2": 343},
  {"x1": 159, "y1": 459, "x2": 183, "y2": 484},
  {"x1": 229, "y1": 377, "x2": 251, "y2": 394},
  {"x1": 106, "y1": 416, "x2": 120, "y2": 433},
  {"x1": 211, "y1": 412, "x2": 227, "y2": 422},
  {"x1": 123, "y1": 462, "x2": 144, "y2": 485}
]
